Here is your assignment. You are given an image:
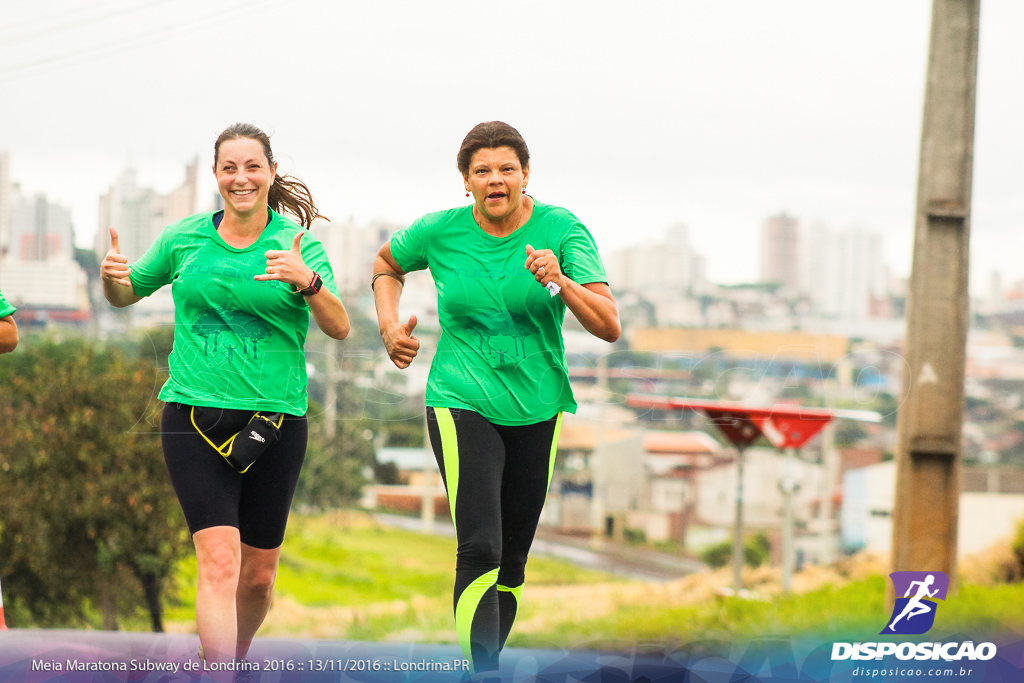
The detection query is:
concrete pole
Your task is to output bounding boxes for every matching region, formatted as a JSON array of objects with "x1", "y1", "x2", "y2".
[
  {"x1": 323, "y1": 340, "x2": 339, "y2": 439},
  {"x1": 819, "y1": 420, "x2": 838, "y2": 564},
  {"x1": 731, "y1": 444, "x2": 747, "y2": 593},
  {"x1": 820, "y1": 381, "x2": 839, "y2": 565},
  {"x1": 591, "y1": 354, "x2": 610, "y2": 546},
  {"x1": 780, "y1": 447, "x2": 797, "y2": 593},
  {"x1": 891, "y1": 0, "x2": 980, "y2": 589}
]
